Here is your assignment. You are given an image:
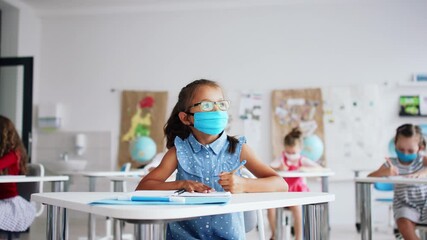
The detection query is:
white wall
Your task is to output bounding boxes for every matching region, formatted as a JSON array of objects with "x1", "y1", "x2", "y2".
[{"x1": 14, "y1": 0, "x2": 427, "y2": 226}]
